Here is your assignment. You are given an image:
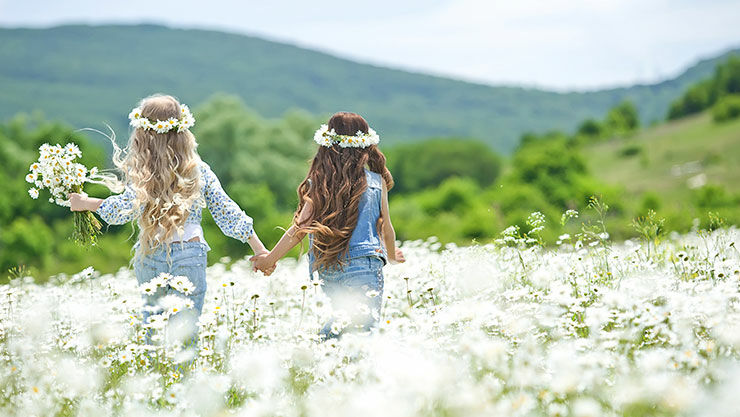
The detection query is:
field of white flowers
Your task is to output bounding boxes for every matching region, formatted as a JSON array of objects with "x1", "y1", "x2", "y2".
[{"x1": 2, "y1": 225, "x2": 740, "y2": 417}]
